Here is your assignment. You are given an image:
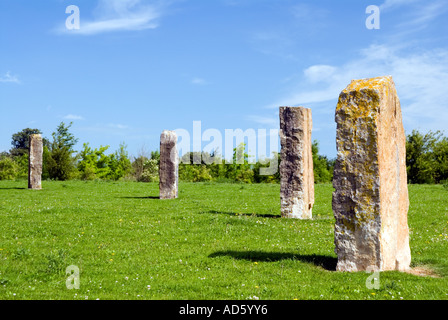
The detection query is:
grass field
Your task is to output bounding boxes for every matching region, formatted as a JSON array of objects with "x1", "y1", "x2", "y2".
[{"x1": 0, "y1": 180, "x2": 447, "y2": 300}]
